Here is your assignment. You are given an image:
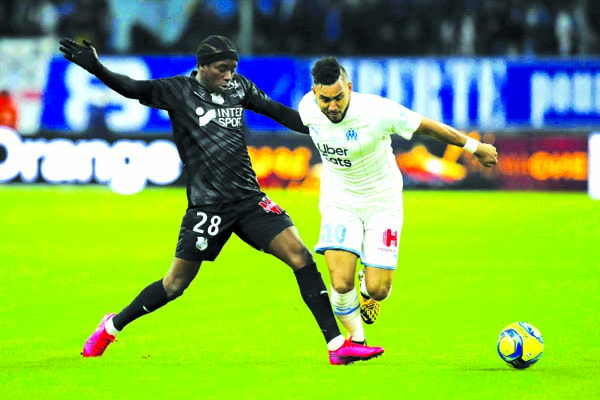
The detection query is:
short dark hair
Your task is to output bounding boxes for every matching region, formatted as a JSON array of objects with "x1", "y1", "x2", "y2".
[
  {"x1": 196, "y1": 35, "x2": 239, "y2": 66},
  {"x1": 311, "y1": 57, "x2": 347, "y2": 85}
]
